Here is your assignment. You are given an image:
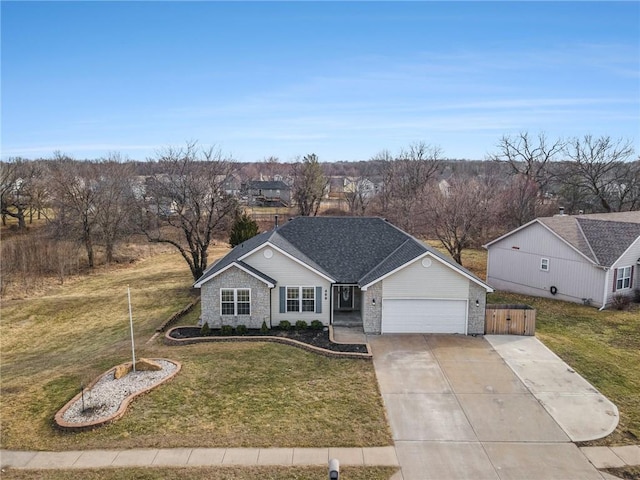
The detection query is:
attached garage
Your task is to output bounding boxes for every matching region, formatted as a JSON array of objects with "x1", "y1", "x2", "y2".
[{"x1": 381, "y1": 299, "x2": 468, "y2": 334}]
